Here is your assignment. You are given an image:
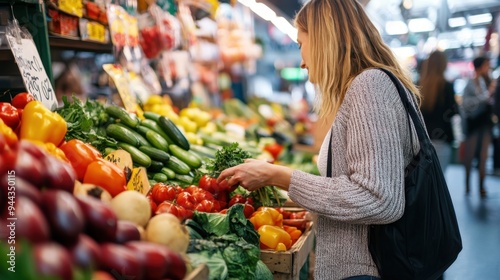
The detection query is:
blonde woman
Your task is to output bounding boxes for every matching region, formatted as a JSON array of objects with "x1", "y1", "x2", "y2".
[
  {"x1": 218, "y1": 0, "x2": 422, "y2": 279},
  {"x1": 419, "y1": 50, "x2": 460, "y2": 173}
]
